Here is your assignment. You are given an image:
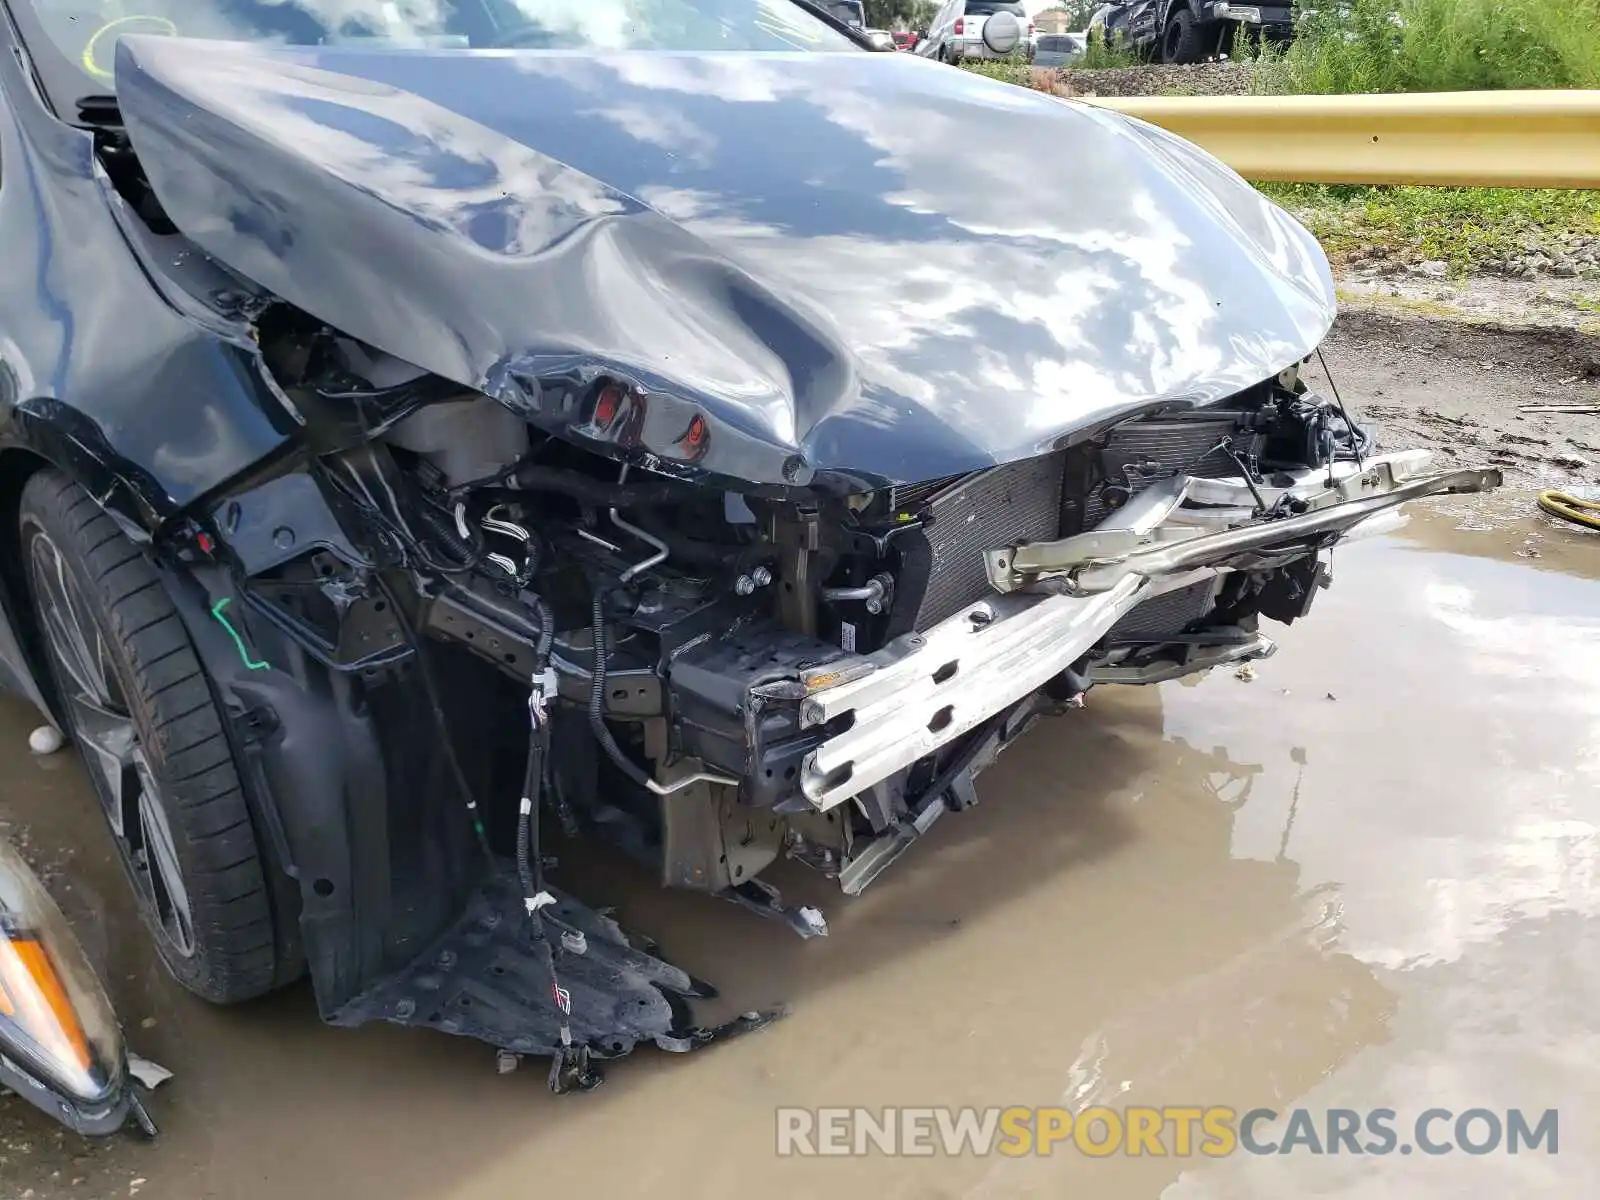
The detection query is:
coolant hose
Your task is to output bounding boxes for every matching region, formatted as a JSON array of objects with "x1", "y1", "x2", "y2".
[
  {"x1": 1538, "y1": 490, "x2": 1600, "y2": 532},
  {"x1": 587, "y1": 588, "x2": 655, "y2": 790}
]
